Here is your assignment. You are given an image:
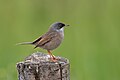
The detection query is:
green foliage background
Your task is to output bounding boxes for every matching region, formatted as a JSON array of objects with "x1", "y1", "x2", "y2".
[{"x1": 0, "y1": 0, "x2": 120, "y2": 80}]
